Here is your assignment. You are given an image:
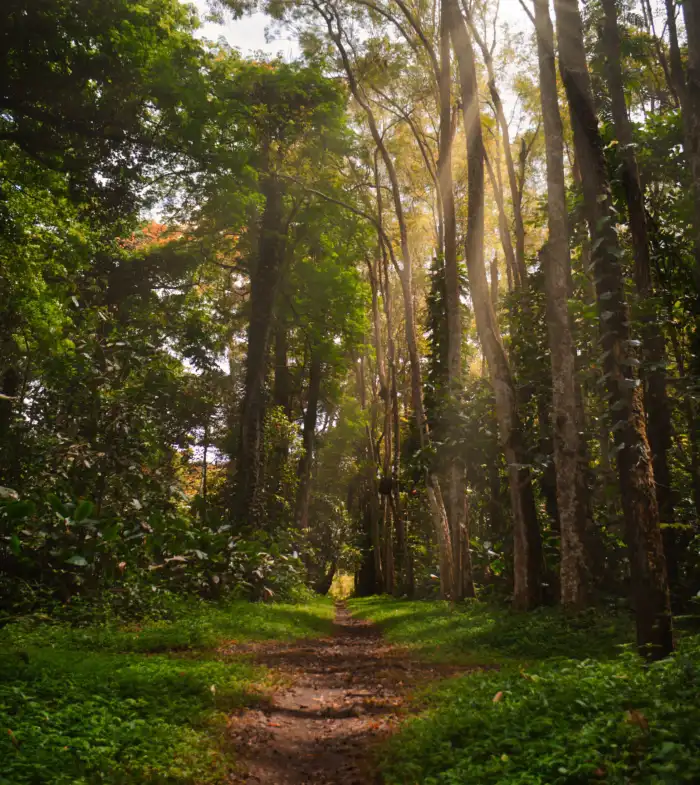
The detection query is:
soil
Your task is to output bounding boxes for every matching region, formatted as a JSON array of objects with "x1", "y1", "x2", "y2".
[{"x1": 224, "y1": 602, "x2": 466, "y2": 784}]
